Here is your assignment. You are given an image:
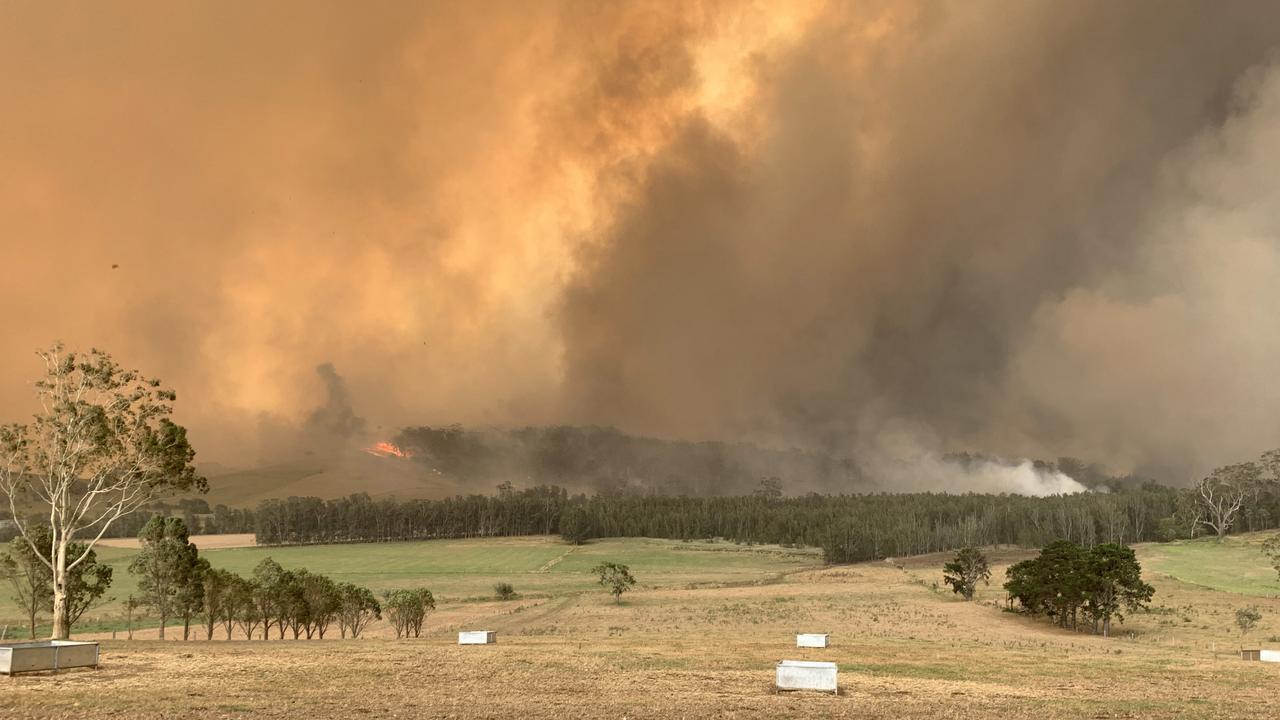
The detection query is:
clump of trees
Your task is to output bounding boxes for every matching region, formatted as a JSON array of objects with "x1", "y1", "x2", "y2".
[
  {"x1": 1005, "y1": 541, "x2": 1154, "y2": 637},
  {"x1": 382, "y1": 588, "x2": 434, "y2": 638},
  {"x1": 593, "y1": 562, "x2": 636, "y2": 604},
  {"x1": 942, "y1": 547, "x2": 990, "y2": 601}
]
